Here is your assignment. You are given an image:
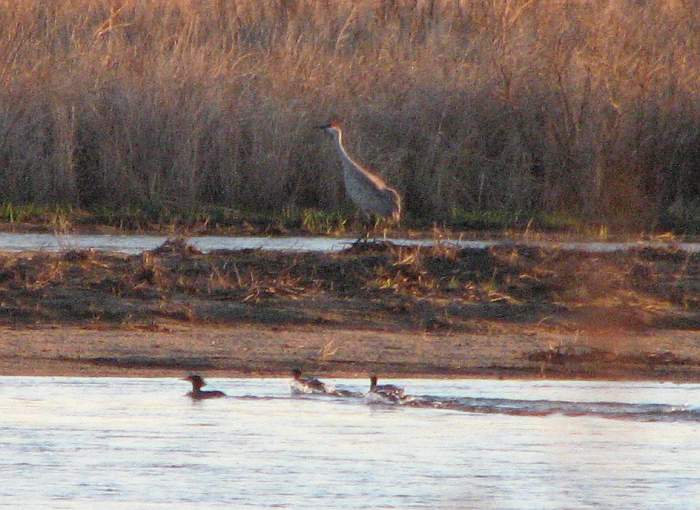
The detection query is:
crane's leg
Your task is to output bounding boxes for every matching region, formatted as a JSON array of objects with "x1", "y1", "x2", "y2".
[
  {"x1": 372, "y1": 215, "x2": 389, "y2": 243},
  {"x1": 363, "y1": 216, "x2": 394, "y2": 244},
  {"x1": 367, "y1": 214, "x2": 380, "y2": 243},
  {"x1": 352, "y1": 213, "x2": 371, "y2": 246}
]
